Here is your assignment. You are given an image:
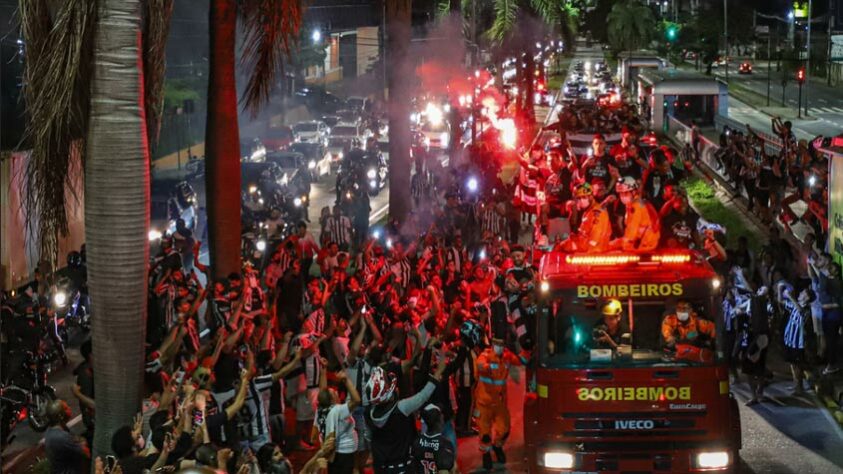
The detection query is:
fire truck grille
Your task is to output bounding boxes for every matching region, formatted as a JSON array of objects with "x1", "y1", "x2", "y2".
[{"x1": 561, "y1": 411, "x2": 707, "y2": 438}]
